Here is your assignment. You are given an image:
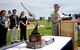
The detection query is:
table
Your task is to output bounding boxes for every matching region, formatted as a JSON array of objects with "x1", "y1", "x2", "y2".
[{"x1": 5, "y1": 36, "x2": 72, "y2": 50}]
